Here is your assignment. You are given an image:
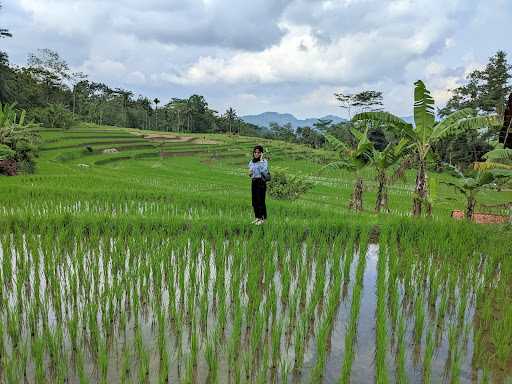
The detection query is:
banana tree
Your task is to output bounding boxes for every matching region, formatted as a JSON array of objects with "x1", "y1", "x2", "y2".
[
  {"x1": 353, "y1": 80, "x2": 499, "y2": 216},
  {"x1": 322, "y1": 130, "x2": 373, "y2": 211},
  {"x1": 441, "y1": 165, "x2": 503, "y2": 221},
  {"x1": 474, "y1": 147, "x2": 512, "y2": 172},
  {"x1": 369, "y1": 137, "x2": 411, "y2": 212},
  {"x1": 322, "y1": 126, "x2": 410, "y2": 212},
  {"x1": 0, "y1": 103, "x2": 40, "y2": 174},
  {"x1": 474, "y1": 147, "x2": 512, "y2": 192}
]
